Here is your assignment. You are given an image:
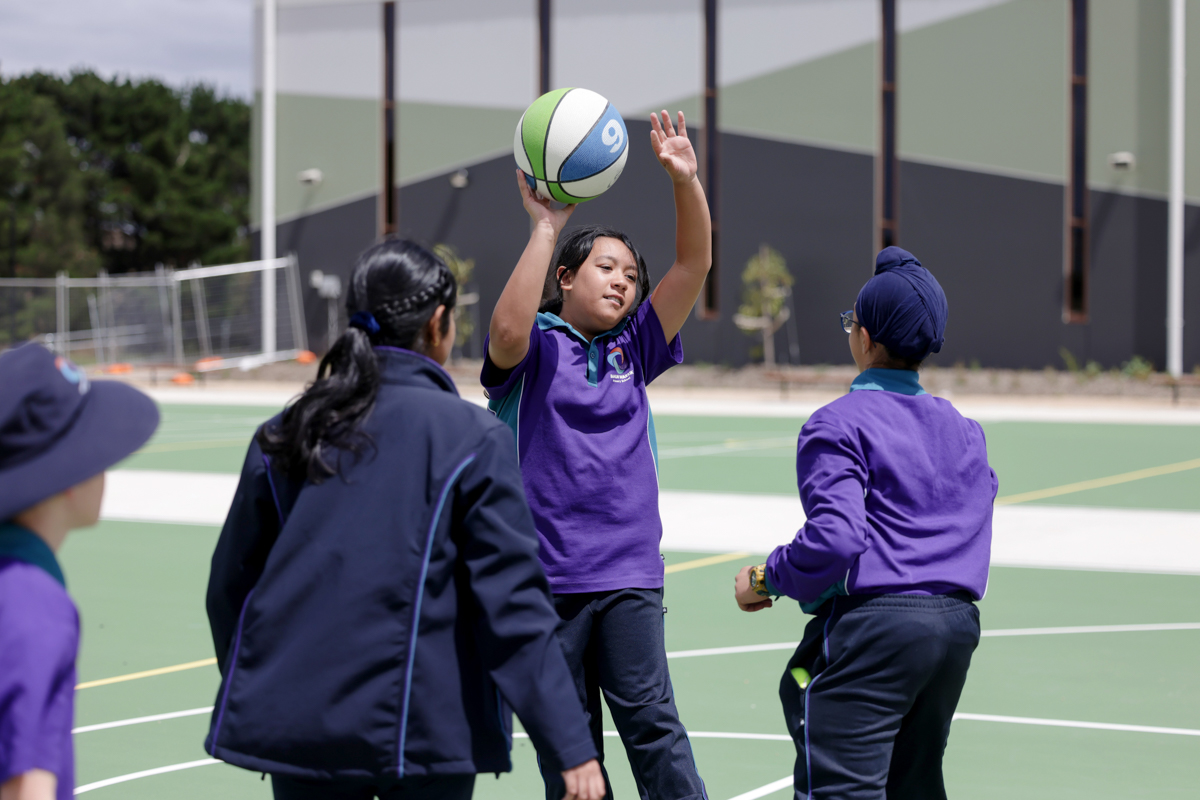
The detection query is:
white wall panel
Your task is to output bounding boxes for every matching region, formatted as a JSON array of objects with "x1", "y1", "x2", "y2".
[
  {"x1": 398, "y1": 0, "x2": 537, "y2": 110},
  {"x1": 255, "y1": 2, "x2": 381, "y2": 99}
]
